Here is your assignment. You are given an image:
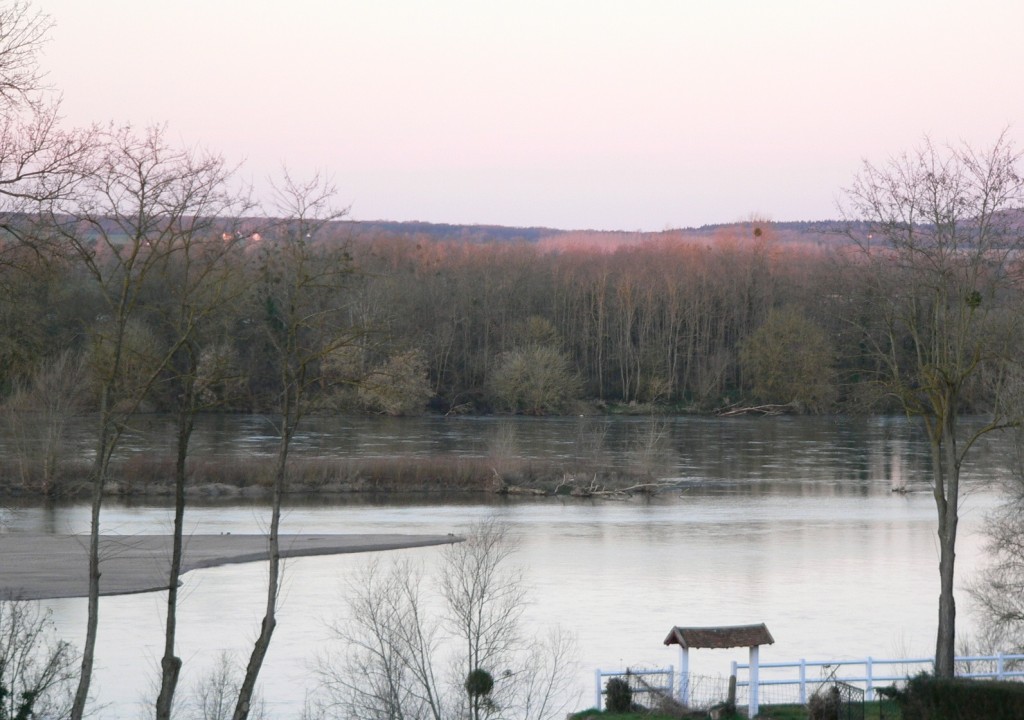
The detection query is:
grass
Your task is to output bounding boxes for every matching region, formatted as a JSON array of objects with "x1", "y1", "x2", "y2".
[
  {"x1": 568, "y1": 700, "x2": 901, "y2": 720},
  {"x1": 569, "y1": 712, "x2": 684, "y2": 720},
  {"x1": 760, "y1": 702, "x2": 900, "y2": 719}
]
